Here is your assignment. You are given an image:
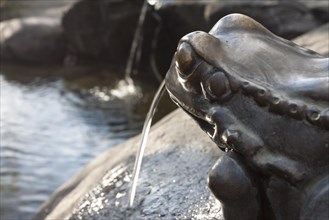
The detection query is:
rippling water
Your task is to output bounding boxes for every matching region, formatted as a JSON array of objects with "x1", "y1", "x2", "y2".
[{"x1": 0, "y1": 68, "x2": 160, "y2": 220}]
